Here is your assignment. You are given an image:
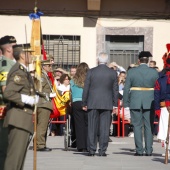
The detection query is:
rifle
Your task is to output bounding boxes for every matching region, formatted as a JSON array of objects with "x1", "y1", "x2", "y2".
[{"x1": 165, "y1": 106, "x2": 170, "y2": 164}]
